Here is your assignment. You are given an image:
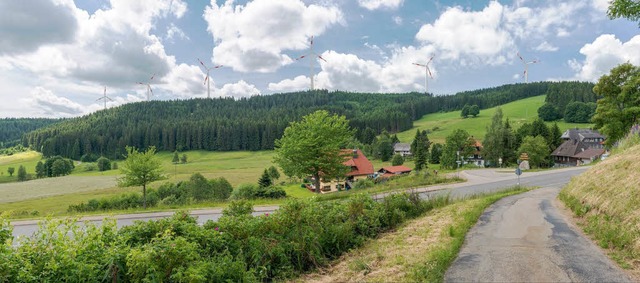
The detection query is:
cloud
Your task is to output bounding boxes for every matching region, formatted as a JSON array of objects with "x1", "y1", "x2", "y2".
[
  {"x1": 268, "y1": 75, "x2": 309, "y2": 92},
  {"x1": 203, "y1": 0, "x2": 343, "y2": 73},
  {"x1": 165, "y1": 23, "x2": 189, "y2": 42},
  {"x1": 591, "y1": 0, "x2": 609, "y2": 13},
  {"x1": 216, "y1": 80, "x2": 261, "y2": 99},
  {"x1": 393, "y1": 16, "x2": 403, "y2": 25},
  {"x1": 27, "y1": 87, "x2": 85, "y2": 117},
  {"x1": 534, "y1": 41, "x2": 558, "y2": 52},
  {"x1": 571, "y1": 34, "x2": 640, "y2": 81},
  {"x1": 357, "y1": 0, "x2": 404, "y2": 10},
  {"x1": 0, "y1": 0, "x2": 78, "y2": 55}
]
